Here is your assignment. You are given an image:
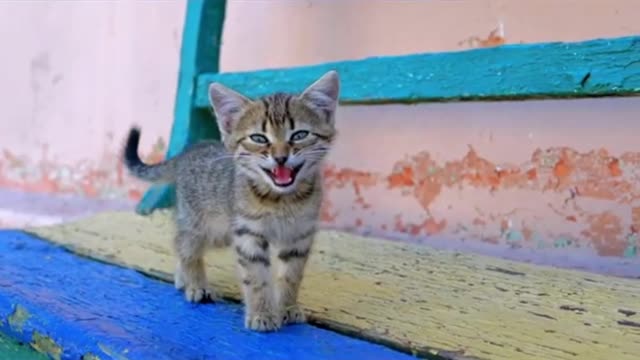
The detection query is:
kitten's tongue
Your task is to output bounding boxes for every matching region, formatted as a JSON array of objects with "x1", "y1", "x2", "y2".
[{"x1": 272, "y1": 165, "x2": 293, "y2": 185}]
